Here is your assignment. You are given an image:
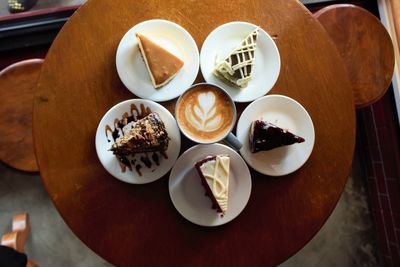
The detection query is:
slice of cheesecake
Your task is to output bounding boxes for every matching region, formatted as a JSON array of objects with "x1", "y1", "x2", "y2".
[
  {"x1": 136, "y1": 33, "x2": 184, "y2": 88},
  {"x1": 110, "y1": 112, "x2": 169, "y2": 160},
  {"x1": 213, "y1": 28, "x2": 259, "y2": 88},
  {"x1": 195, "y1": 155, "x2": 230, "y2": 215},
  {"x1": 249, "y1": 120, "x2": 305, "y2": 152}
]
